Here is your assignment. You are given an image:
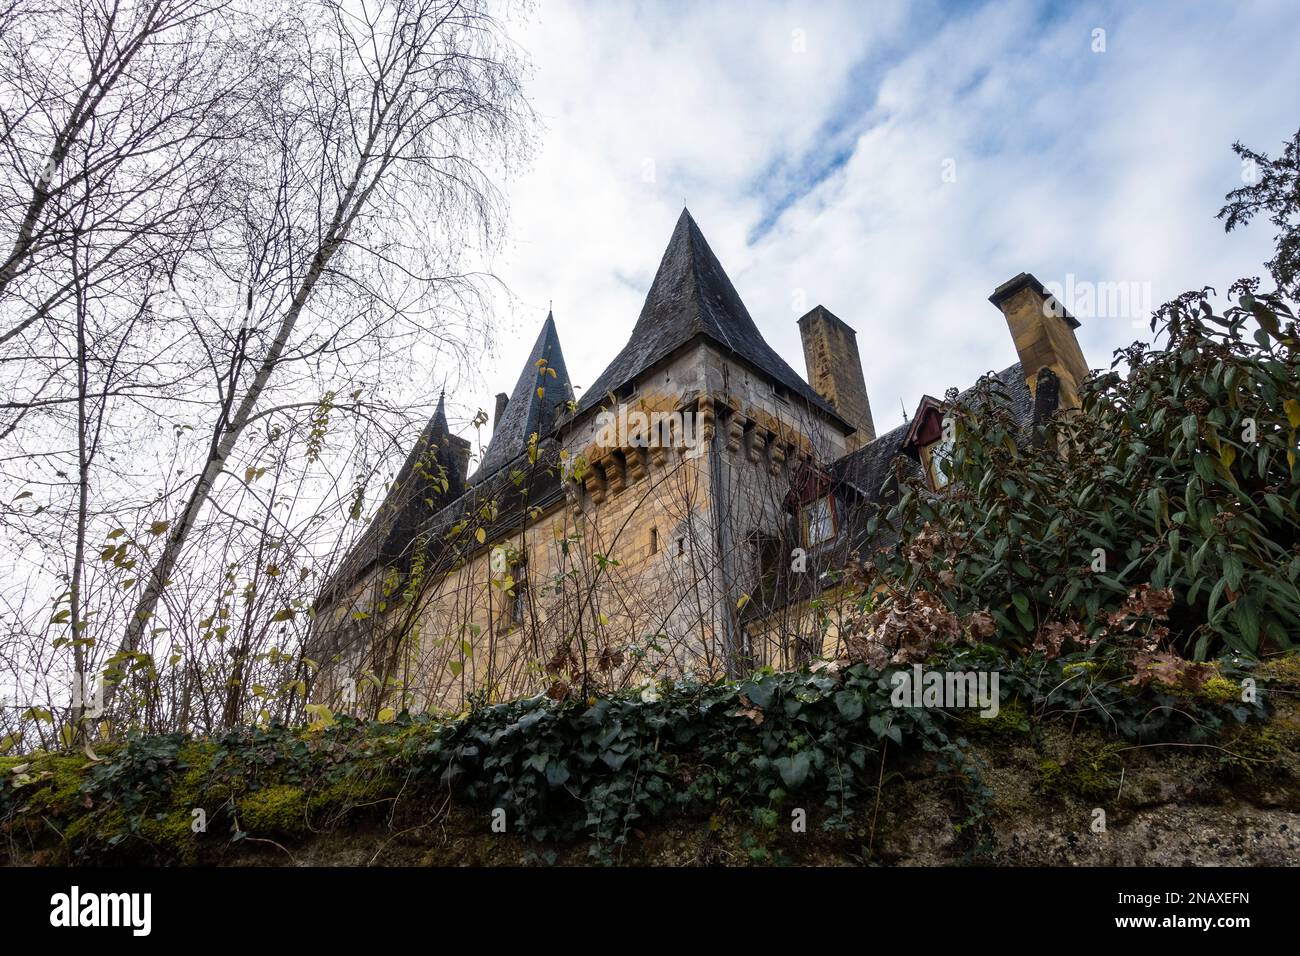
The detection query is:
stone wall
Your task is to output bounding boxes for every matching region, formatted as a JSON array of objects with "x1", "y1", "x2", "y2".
[{"x1": 314, "y1": 340, "x2": 863, "y2": 712}]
